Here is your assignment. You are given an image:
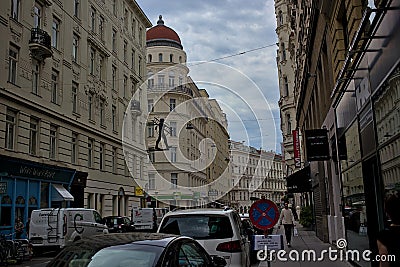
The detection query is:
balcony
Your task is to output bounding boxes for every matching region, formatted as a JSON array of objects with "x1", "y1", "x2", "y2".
[
  {"x1": 130, "y1": 100, "x2": 141, "y2": 116},
  {"x1": 29, "y1": 28, "x2": 52, "y2": 60}
]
